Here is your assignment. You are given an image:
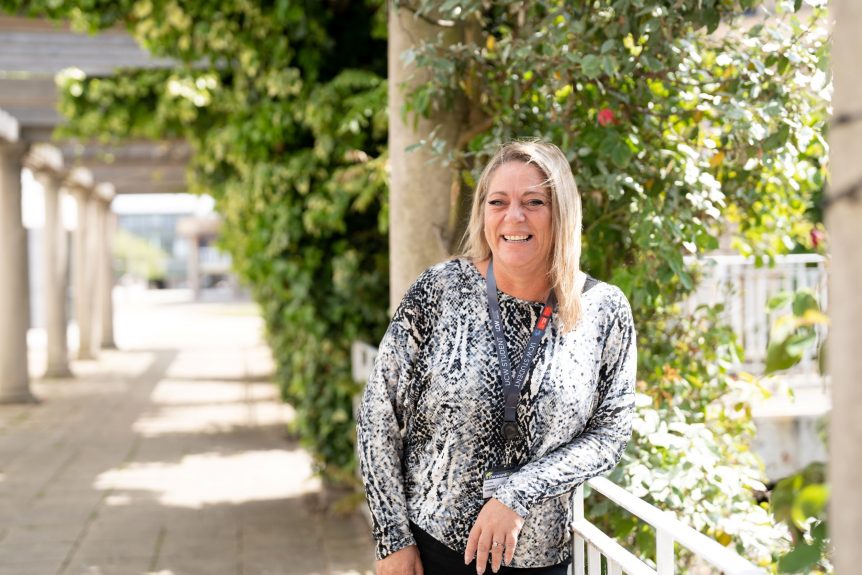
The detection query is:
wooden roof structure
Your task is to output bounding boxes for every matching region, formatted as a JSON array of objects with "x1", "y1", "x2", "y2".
[{"x1": 0, "y1": 14, "x2": 188, "y2": 194}]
